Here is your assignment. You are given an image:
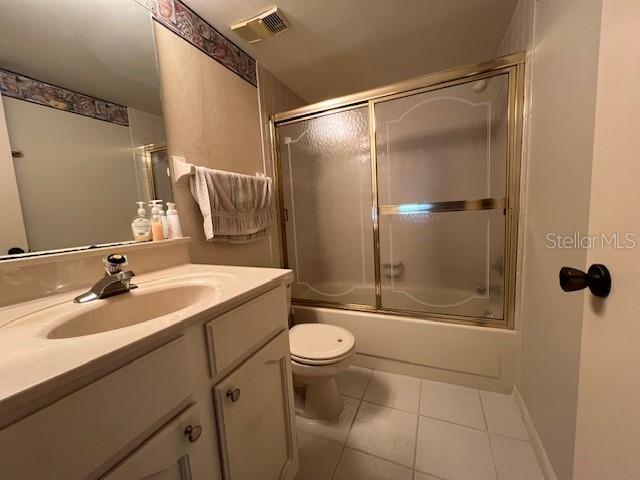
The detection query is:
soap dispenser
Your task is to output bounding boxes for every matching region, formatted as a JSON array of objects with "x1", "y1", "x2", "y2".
[
  {"x1": 131, "y1": 201, "x2": 151, "y2": 242},
  {"x1": 153, "y1": 199, "x2": 169, "y2": 239},
  {"x1": 149, "y1": 200, "x2": 165, "y2": 241},
  {"x1": 166, "y1": 202, "x2": 183, "y2": 239}
]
